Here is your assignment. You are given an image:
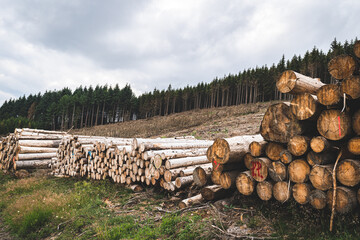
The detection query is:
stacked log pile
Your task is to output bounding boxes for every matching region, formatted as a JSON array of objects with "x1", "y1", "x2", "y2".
[
  {"x1": 52, "y1": 135, "x2": 218, "y2": 190},
  {"x1": 0, "y1": 128, "x2": 68, "y2": 171},
  {"x1": 234, "y1": 45, "x2": 360, "y2": 215}
]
